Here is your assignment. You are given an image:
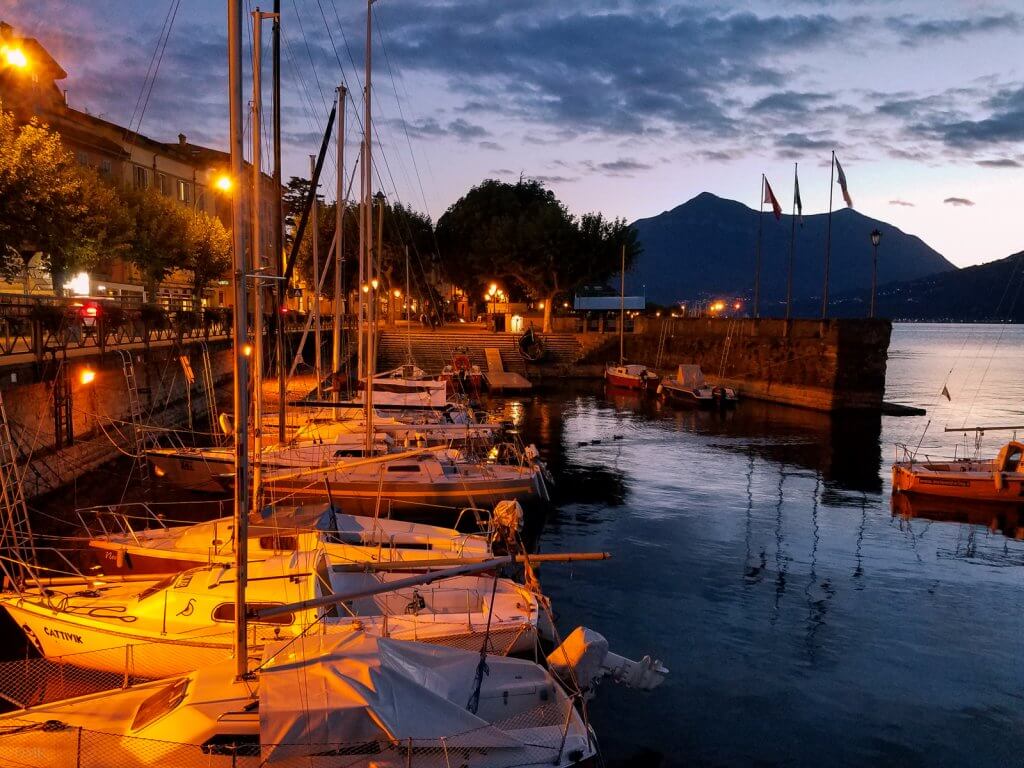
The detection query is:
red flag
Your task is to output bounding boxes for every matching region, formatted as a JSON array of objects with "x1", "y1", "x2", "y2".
[
  {"x1": 835, "y1": 156, "x2": 853, "y2": 208},
  {"x1": 763, "y1": 177, "x2": 782, "y2": 221}
]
